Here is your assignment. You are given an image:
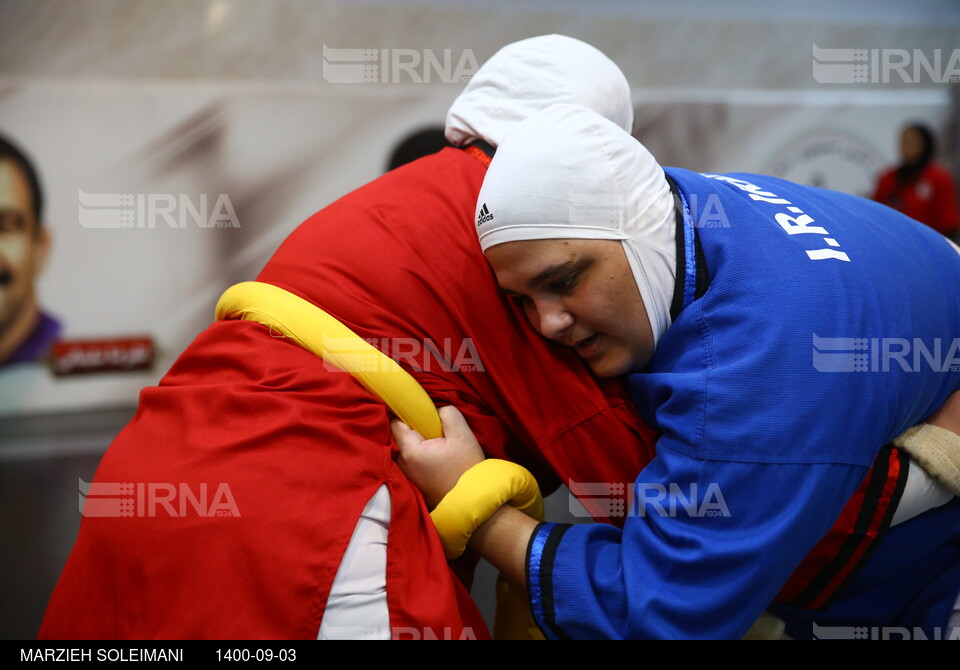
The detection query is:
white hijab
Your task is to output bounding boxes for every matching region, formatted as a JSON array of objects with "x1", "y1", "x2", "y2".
[
  {"x1": 445, "y1": 34, "x2": 633, "y2": 147},
  {"x1": 475, "y1": 103, "x2": 677, "y2": 349}
]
